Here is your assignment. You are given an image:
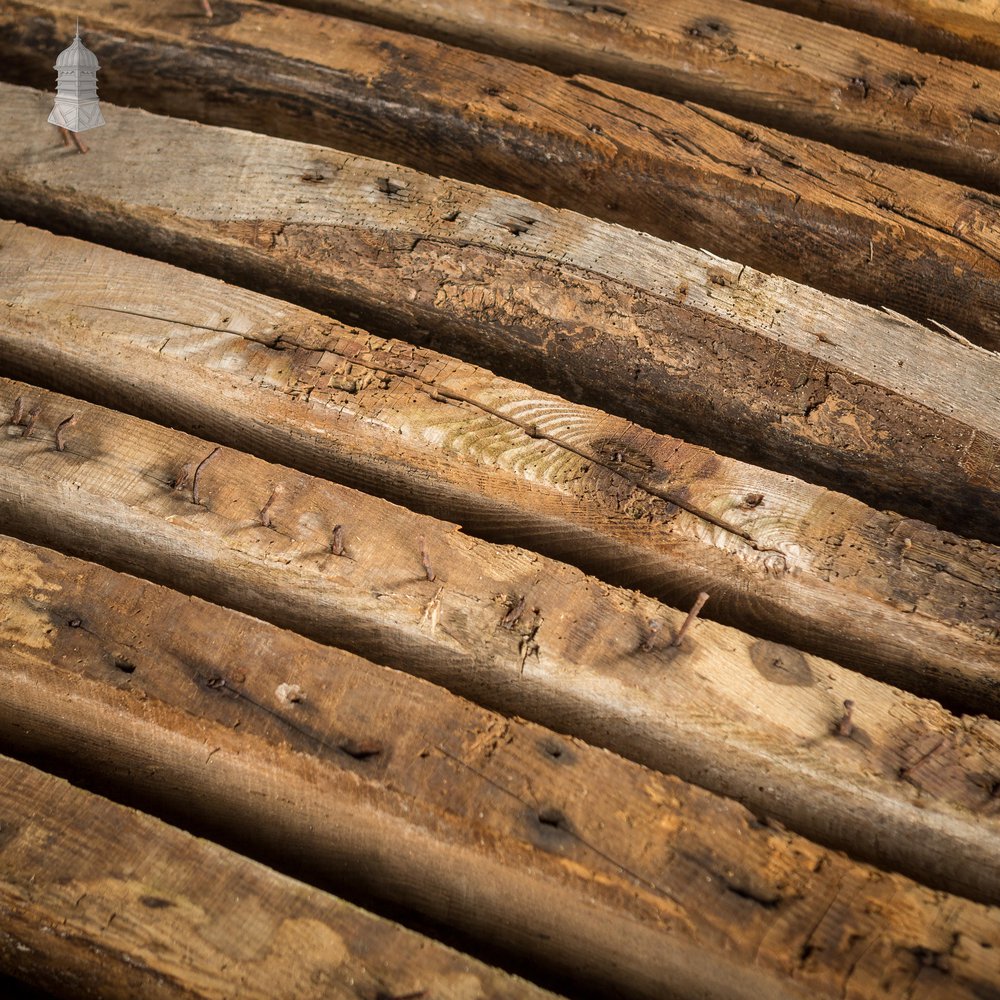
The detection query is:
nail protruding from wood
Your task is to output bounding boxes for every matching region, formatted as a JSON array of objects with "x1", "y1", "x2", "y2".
[
  {"x1": 259, "y1": 483, "x2": 284, "y2": 528},
  {"x1": 54, "y1": 414, "x2": 77, "y2": 452},
  {"x1": 420, "y1": 537, "x2": 435, "y2": 582},
  {"x1": 641, "y1": 620, "x2": 661, "y2": 652},
  {"x1": 671, "y1": 591, "x2": 710, "y2": 647},
  {"x1": 191, "y1": 447, "x2": 220, "y2": 505},
  {"x1": 501, "y1": 595, "x2": 526, "y2": 630},
  {"x1": 330, "y1": 524, "x2": 345, "y2": 557},
  {"x1": 20, "y1": 407, "x2": 42, "y2": 439},
  {"x1": 836, "y1": 699, "x2": 855, "y2": 738}
]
